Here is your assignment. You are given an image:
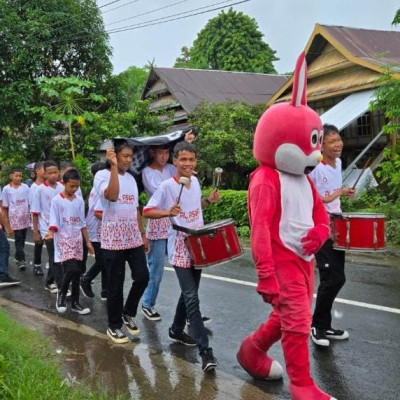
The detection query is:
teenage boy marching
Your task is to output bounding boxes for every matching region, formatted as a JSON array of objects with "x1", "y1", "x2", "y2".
[
  {"x1": 2, "y1": 167, "x2": 30, "y2": 270},
  {"x1": 143, "y1": 141, "x2": 220, "y2": 373}
]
